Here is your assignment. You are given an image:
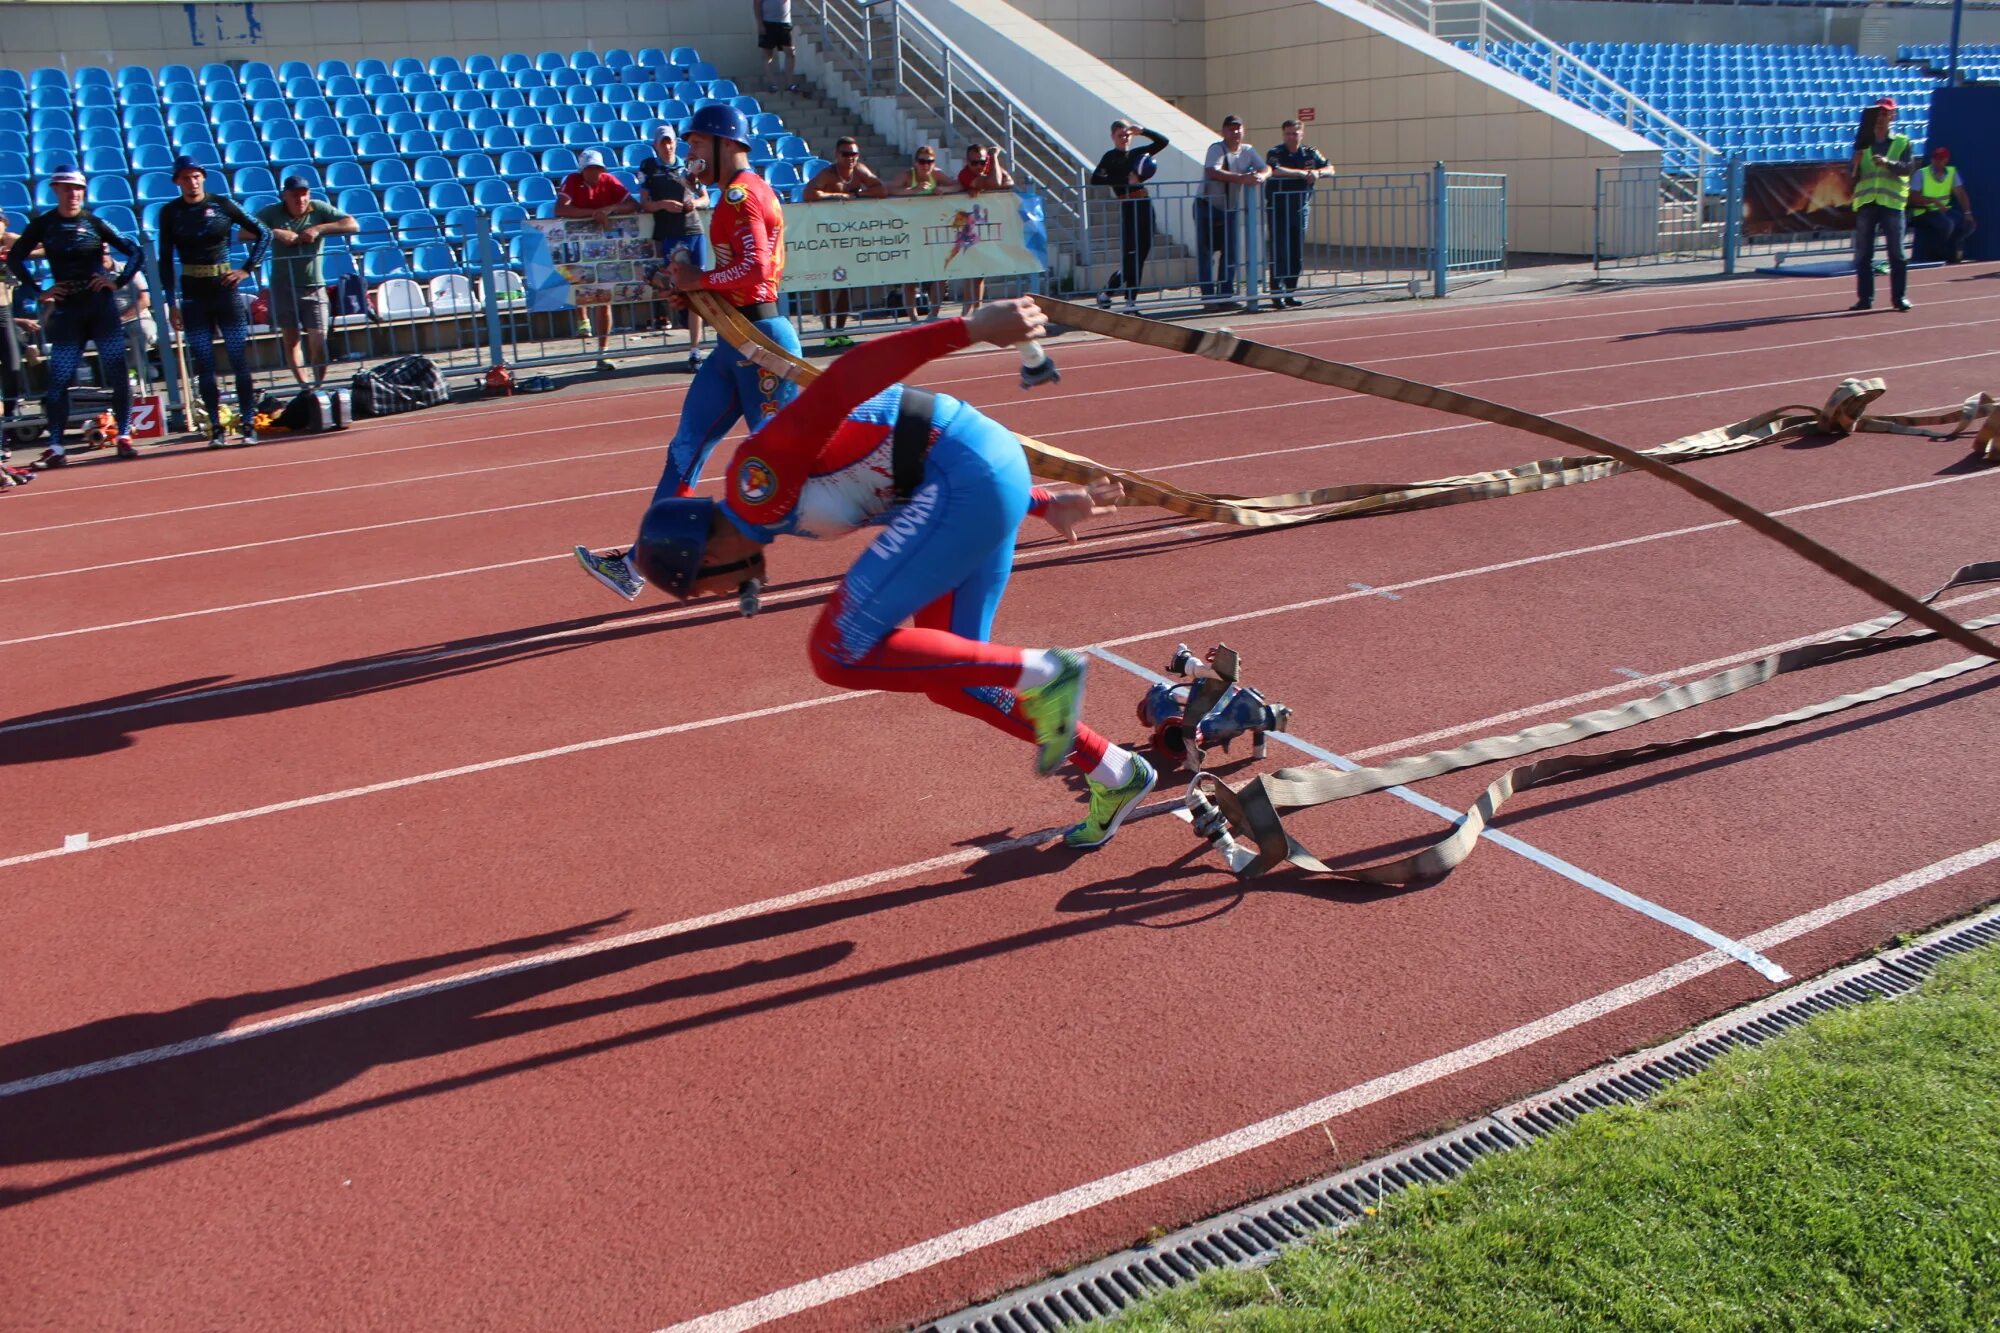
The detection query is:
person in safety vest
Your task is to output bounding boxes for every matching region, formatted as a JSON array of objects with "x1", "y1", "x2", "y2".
[
  {"x1": 1849, "y1": 98, "x2": 1914, "y2": 312},
  {"x1": 1909, "y1": 146, "x2": 1975, "y2": 265}
]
